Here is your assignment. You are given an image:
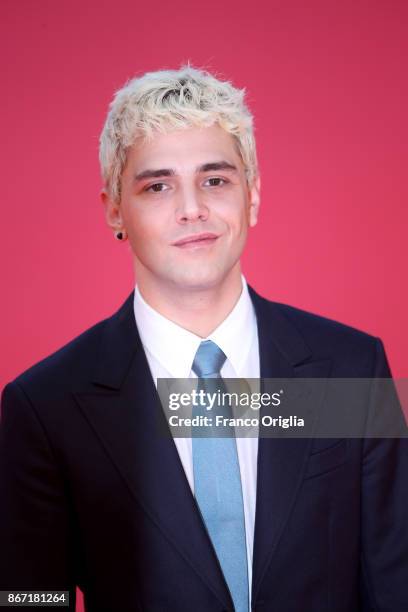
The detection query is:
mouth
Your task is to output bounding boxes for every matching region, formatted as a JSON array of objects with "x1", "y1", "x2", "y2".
[{"x1": 172, "y1": 233, "x2": 219, "y2": 249}]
